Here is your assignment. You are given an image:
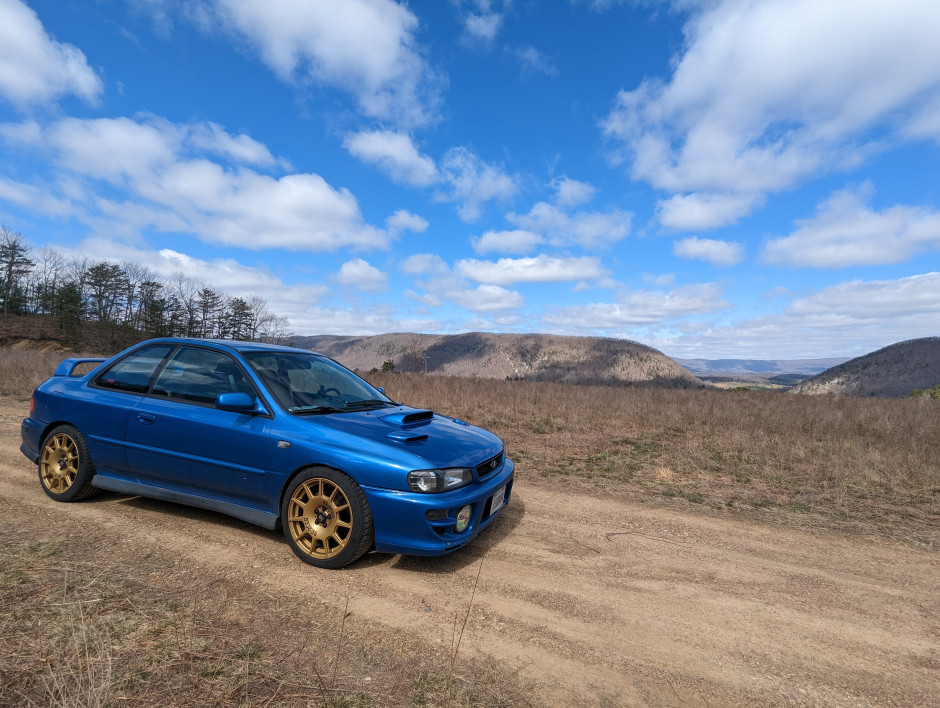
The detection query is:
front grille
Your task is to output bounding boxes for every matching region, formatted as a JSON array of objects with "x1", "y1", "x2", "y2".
[{"x1": 476, "y1": 451, "x2": 504, "y2": 479}]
